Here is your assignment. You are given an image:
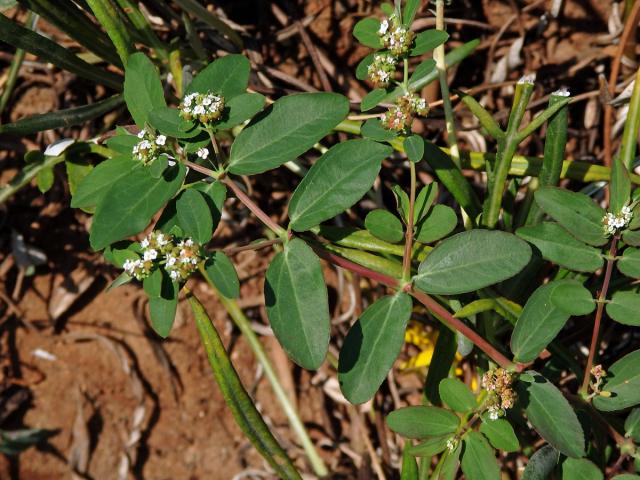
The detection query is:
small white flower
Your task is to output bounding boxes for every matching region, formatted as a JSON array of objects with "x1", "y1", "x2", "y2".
[
  {"x1": 180, "y1": 256, "x2": 191, "y2": 264},
  {"x1": 139, "y1": 140, "x2": 151, "y2": 150},
  {"x1": 169, "y1": 270, "x2": 180, "y2": 280},
  {"x1": 378, "y1": 19, "x2": 389, "y2": 35},
  {"x1": 155, "y1": 135, "x2": 167, "y2": 146},
  {"x1": 202, "y1": 96, "x2": 212, "y2": 106},
  {"x1": 140, "y1": 238, "x2": 150, "y2": 249},
  {"x1": 446, "y1": 438, "x2": 458, "y2": 452},
  {"x1": 123, "y1": 259, "x2": 135, "y2": 273},
  {"x1": 196, "y1": 147, "x2": 209, "y2": 159},
  {"x1": 165, "y1": 254, "x2": 176, "y2": 267},
  {"x1": 137, "y1": 129, "x2": 146, "y2": 139},
  {"x1": 184, "y1": 238, "x2": 194, "y2": 247},
  {"x1": 143, "y1": 249, "x2": 158, "y2": 261},
  {"x1": 156, "y1": 233, "x2": 168, "y2": 246},
  {"x1": 193, "y1": 105, "x2": 205, "y2": 115}
]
